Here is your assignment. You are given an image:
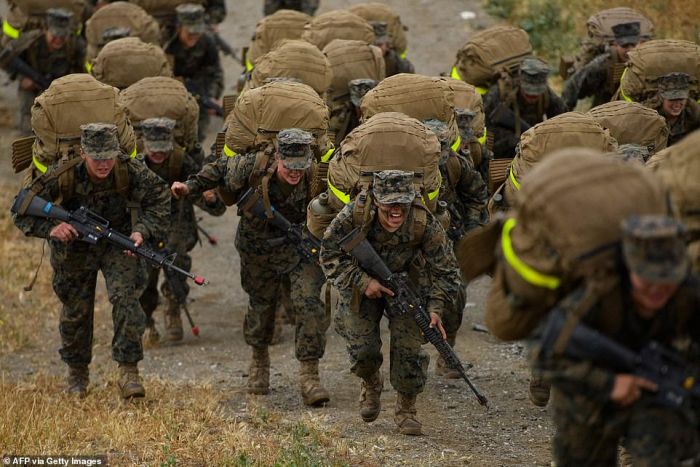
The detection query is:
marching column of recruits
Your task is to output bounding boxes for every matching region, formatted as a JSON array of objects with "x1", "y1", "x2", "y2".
[{"x1": 4, "y1": 0, "x2": 700, "y2": 461}]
